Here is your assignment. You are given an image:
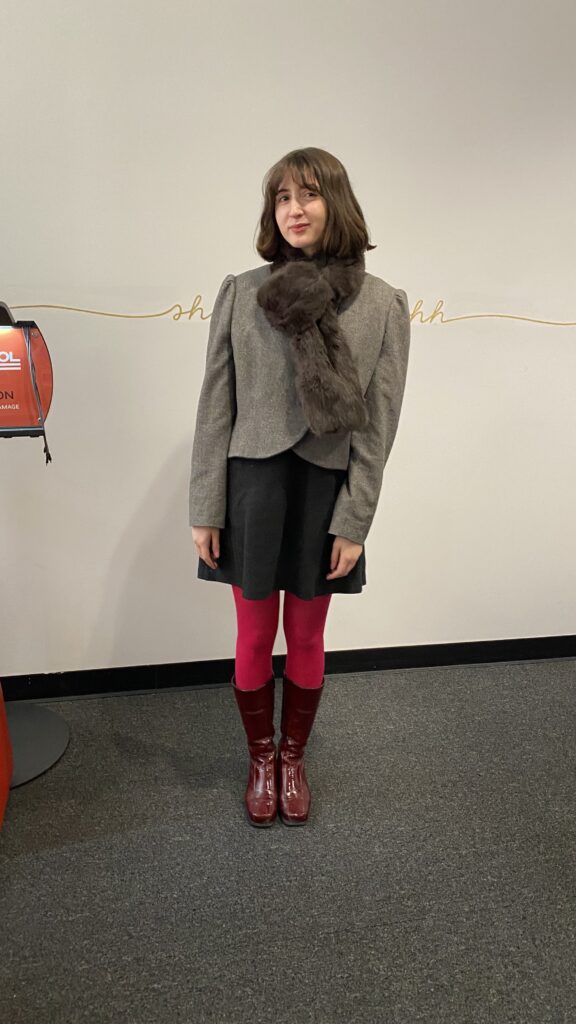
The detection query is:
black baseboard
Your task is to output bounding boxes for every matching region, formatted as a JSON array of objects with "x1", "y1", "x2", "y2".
[{"x1": 2, "y1": 635, "x2": 575, "y2": 702}]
